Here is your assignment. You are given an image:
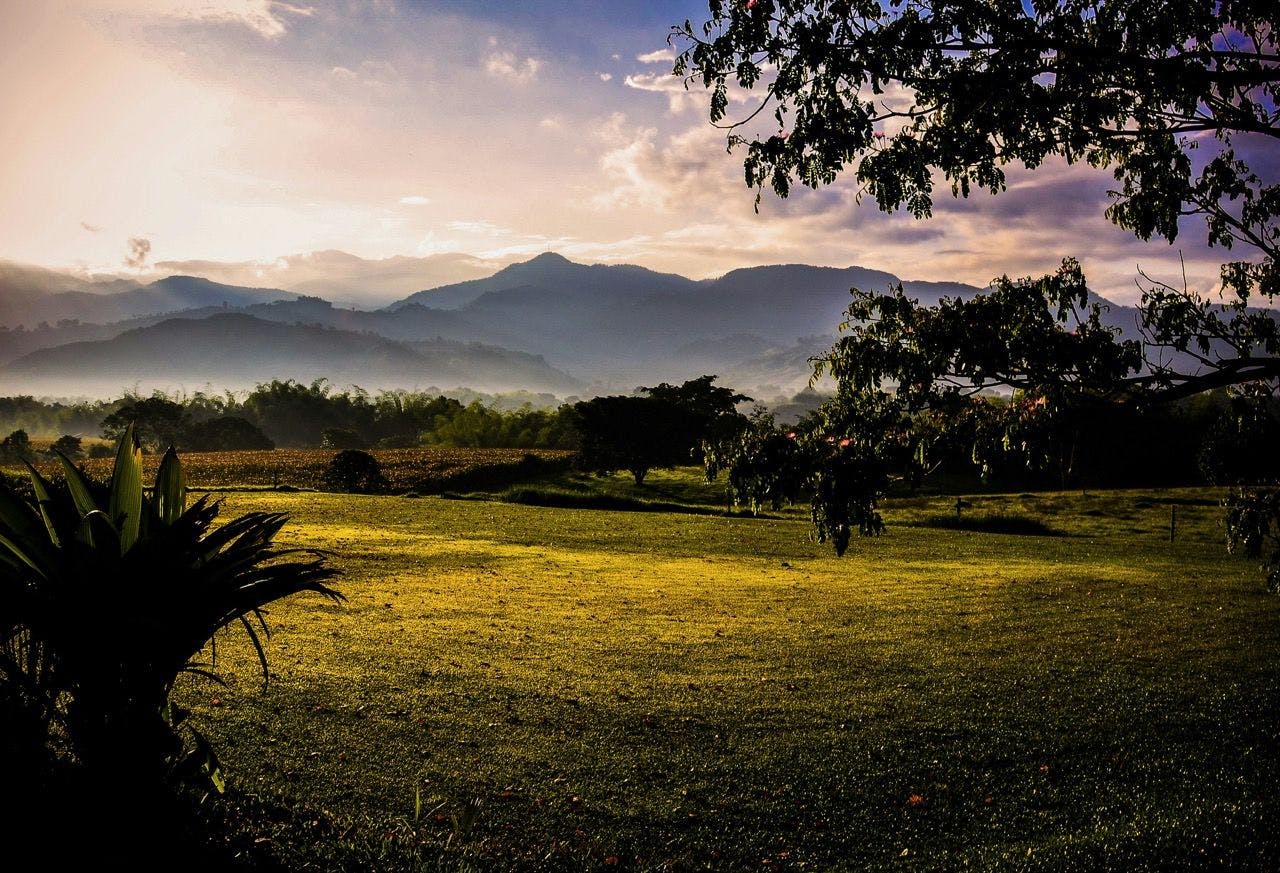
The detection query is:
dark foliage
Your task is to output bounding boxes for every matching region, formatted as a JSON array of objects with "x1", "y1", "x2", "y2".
[
  {"x1": 321, "y1": 449, "x2": 389, "y2": 494},
  {"x1": 47, "y1": 434, "x2": 84, "y2": 461},
  {"x1": 101, "y1": 396, "x2": 189, "y2": 452},
  {"x1": 183, "y1": 416, "x2": 275, "y2": 452},
  {"x1": 675, "y1": 1, "x2": 1278, "y2": 572},
  {"x1": 0, "y1": 427, "x2": 340, "y2": 825},
  {"x1": 572, "y1": 376, "x2": 750, "y2": 486},
  {"x1": 320, "y1": 427, "x2": 368, "y2": 451},
  {"x1": 0, "y1": 428, "x2": 34, "y2": 463}
]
